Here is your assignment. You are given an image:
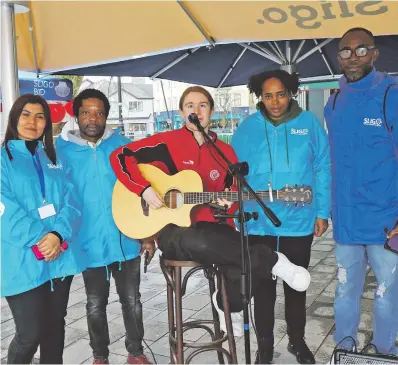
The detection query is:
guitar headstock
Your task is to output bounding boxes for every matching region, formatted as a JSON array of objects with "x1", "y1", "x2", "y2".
[{"x1": 278, "y1": 184, "x2": 312, "y2": 206}]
